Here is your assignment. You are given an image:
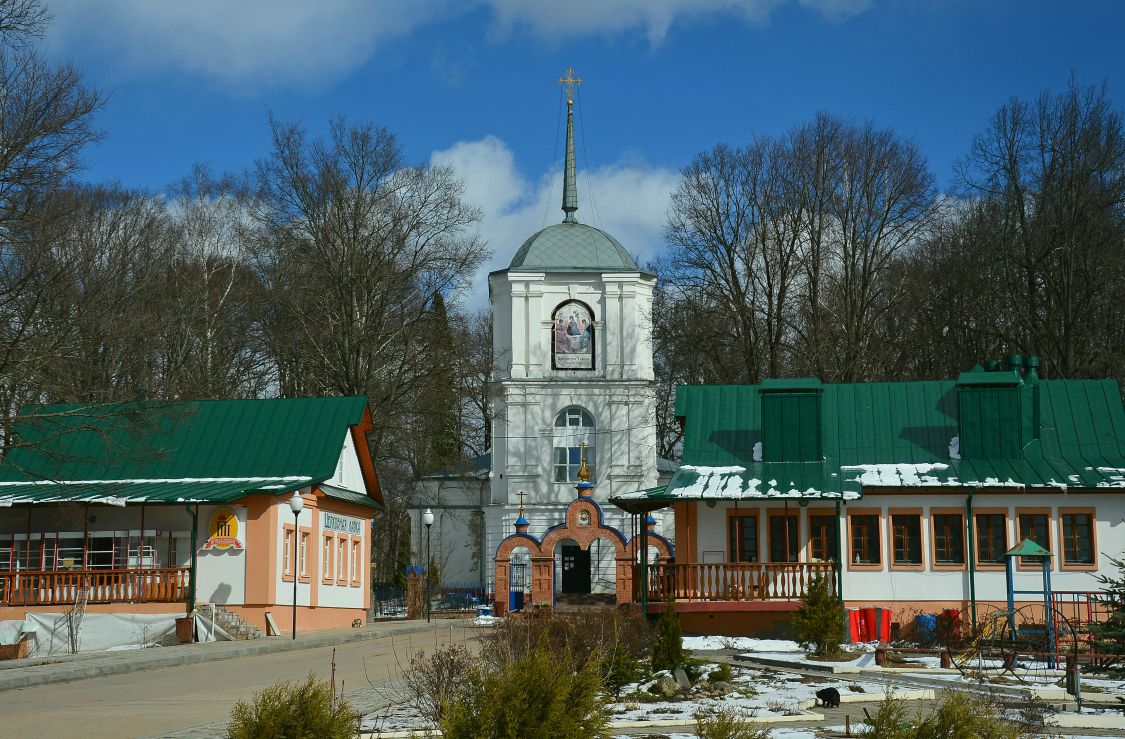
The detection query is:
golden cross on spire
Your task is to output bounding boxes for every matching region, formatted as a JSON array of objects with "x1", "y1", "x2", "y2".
[
  {"x1": 516, "y1": 490, "x2": 527, "y2": 517},
  {"x1": 558, "y1": 66, "x2": 582, "y2": 106}
]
